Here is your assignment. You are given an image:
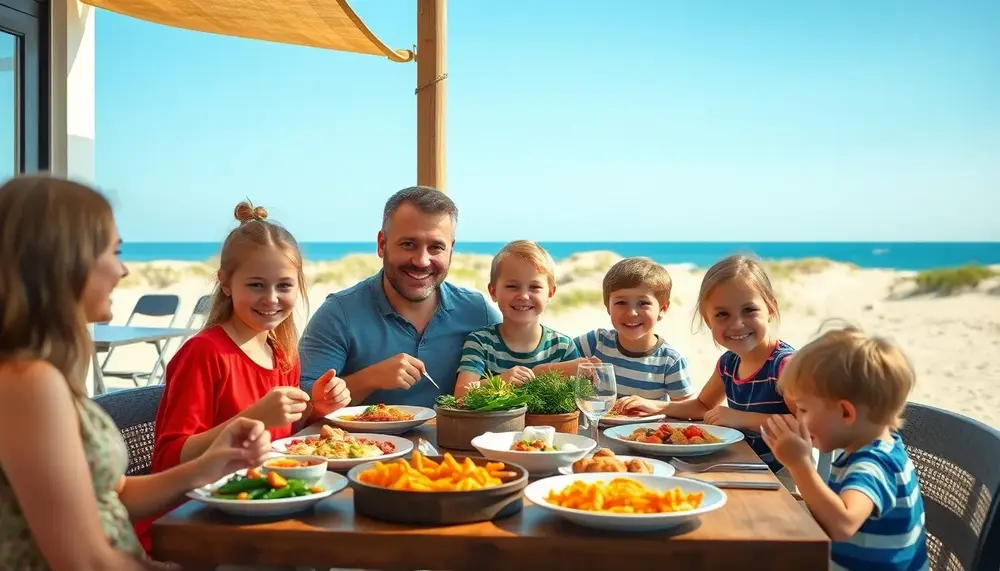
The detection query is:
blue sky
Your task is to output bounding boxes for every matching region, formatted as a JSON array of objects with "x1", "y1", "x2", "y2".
[{"x1": 93, "y1": 0, "x2": 1000, "y2": 243}]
